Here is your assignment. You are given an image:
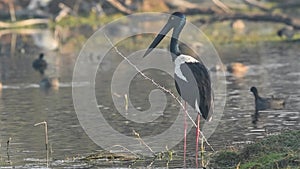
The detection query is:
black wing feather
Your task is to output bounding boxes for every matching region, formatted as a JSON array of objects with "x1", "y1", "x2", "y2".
[{"x1": 175, "y1": 62, "x2": 213, "y2": 120}]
